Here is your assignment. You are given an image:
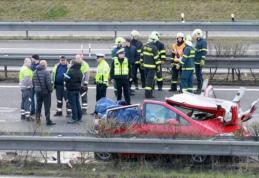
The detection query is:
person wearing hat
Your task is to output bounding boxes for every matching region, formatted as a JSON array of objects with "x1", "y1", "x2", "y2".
[
  {"x1": 180, "y1": 35, "x2": 195, "y2": 93},
  {"x1": 110, "y1": 48, "x2": 131, "y2": 105},
  {"x1": 30, "y1": 54, "x2": 40, "y2": 116},
  {"x1": 95, "y1": 54, "x2": 110, "y2": 101},
  {"x1": 52, "y1": 56, "x2": 71, "y2": 117}
]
